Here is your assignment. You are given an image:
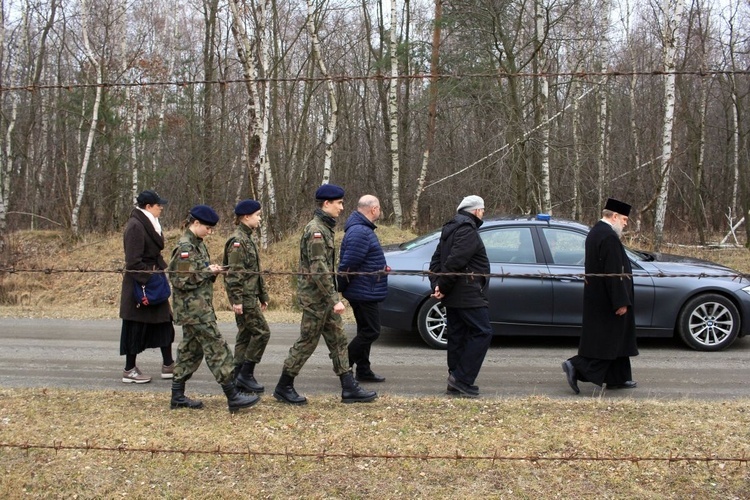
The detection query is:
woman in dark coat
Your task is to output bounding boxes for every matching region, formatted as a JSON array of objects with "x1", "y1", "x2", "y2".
[{"x1": 119, "y1": 190, "x2": 175, "y2": 383}]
